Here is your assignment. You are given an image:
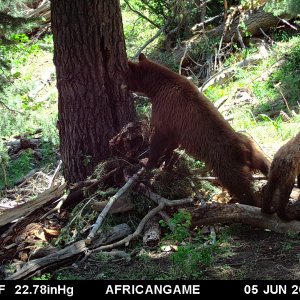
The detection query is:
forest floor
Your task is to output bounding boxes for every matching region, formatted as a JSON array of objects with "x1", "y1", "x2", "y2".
[{"x1": 52, "y1": 224, "x2": 300, "y2": 281}]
